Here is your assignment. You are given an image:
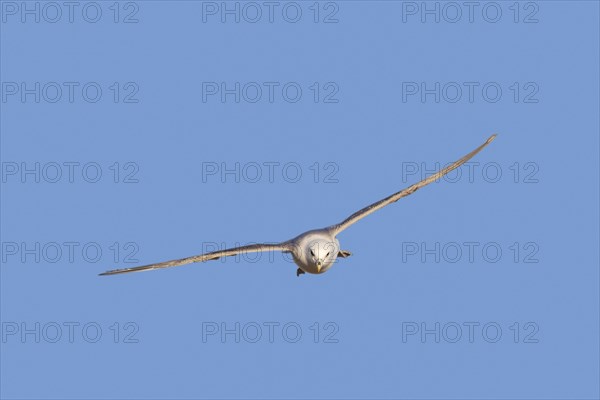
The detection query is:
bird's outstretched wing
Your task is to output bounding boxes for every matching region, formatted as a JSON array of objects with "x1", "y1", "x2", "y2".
[
  {"x1": 328, "y1": 134, "x2": 497, "y2": 236},
  {"x1": 99, "y1": 242, "x2": 291, "y2": 276}
]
